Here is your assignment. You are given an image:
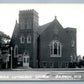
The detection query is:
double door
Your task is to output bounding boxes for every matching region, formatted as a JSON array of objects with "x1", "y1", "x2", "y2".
[{"x1": 23, "y1": 55, "x2": 29, "y2": 67}]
